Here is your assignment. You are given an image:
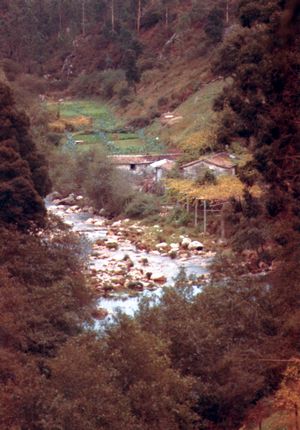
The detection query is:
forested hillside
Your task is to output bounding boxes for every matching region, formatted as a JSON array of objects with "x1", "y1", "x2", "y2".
[
  {"x1": 0, "y1": 0, "x2": 236, "y2": 119},
  {"x1": 0, "y1": 0, "x2": 299, "y2": 429}
]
